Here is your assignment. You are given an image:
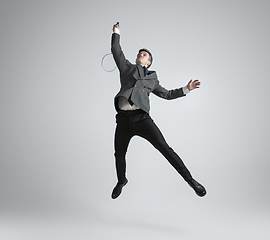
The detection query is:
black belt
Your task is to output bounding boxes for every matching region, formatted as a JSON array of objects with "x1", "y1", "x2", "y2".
[{"x1": 118, "y1": 109, "x2": 145, "y2": 115}]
